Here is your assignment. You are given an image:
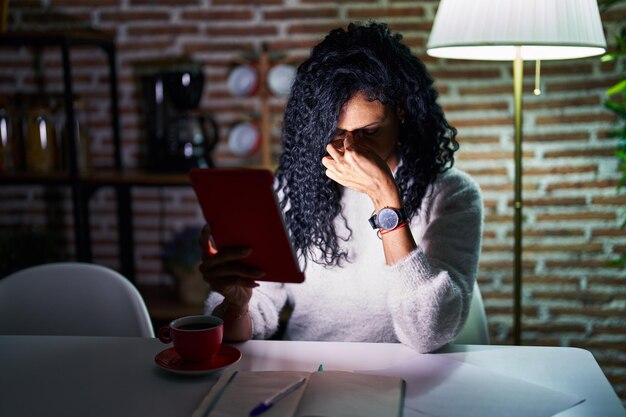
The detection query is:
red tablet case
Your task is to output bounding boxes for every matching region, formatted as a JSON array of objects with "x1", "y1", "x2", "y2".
[{"x1": 189, "y1": 168, "x2": 305, "y2": 284}]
